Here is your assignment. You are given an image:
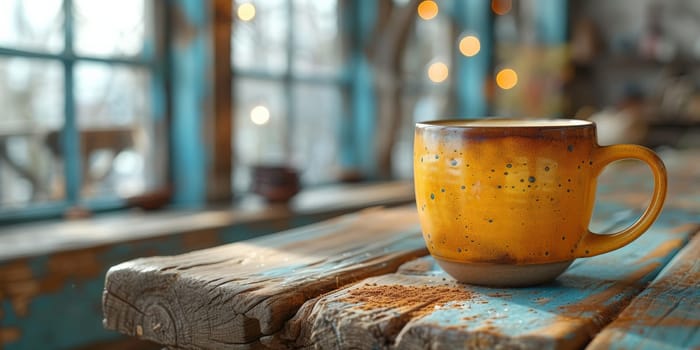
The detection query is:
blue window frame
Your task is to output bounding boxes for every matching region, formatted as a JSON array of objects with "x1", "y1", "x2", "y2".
[
  {"x1": 231, "y1": 0, "x2": 356, "y2": 192},
  {"x1": 0, "y1": 0, "x2": 168, "y2": 223}
]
